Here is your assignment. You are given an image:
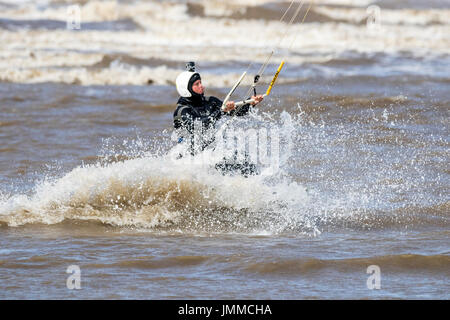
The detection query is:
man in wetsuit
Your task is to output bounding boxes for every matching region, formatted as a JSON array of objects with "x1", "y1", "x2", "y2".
[{"x1": 173, "y1": 62, "x2": 263, "y2": 155}]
